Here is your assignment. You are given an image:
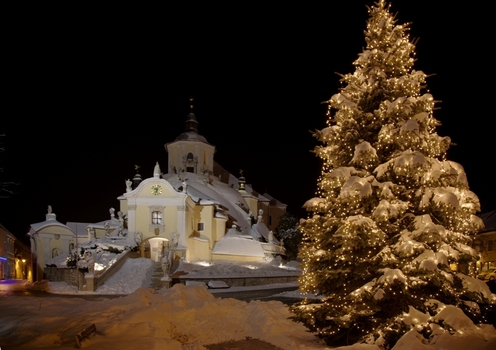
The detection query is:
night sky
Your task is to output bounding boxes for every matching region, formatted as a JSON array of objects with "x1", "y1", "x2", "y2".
[{"x1": 2, "y1": 1, "x2": 494, "y2": 243}]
